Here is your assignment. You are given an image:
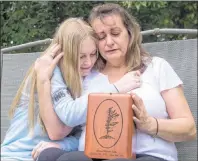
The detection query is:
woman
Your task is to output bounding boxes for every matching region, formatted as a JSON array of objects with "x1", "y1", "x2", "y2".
[{"x1": 37, "y1": 3, "x2": 196, "y2": 161}]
